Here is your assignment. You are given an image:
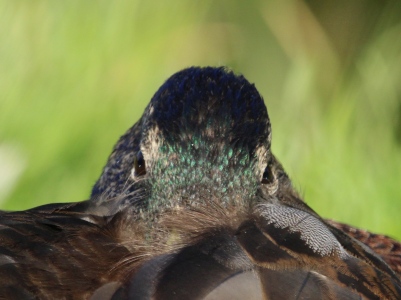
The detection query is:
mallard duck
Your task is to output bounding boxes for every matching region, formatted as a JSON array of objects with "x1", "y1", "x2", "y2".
[{"x1": 1, "y1": 67, "x2": 400, "y2": 299}]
